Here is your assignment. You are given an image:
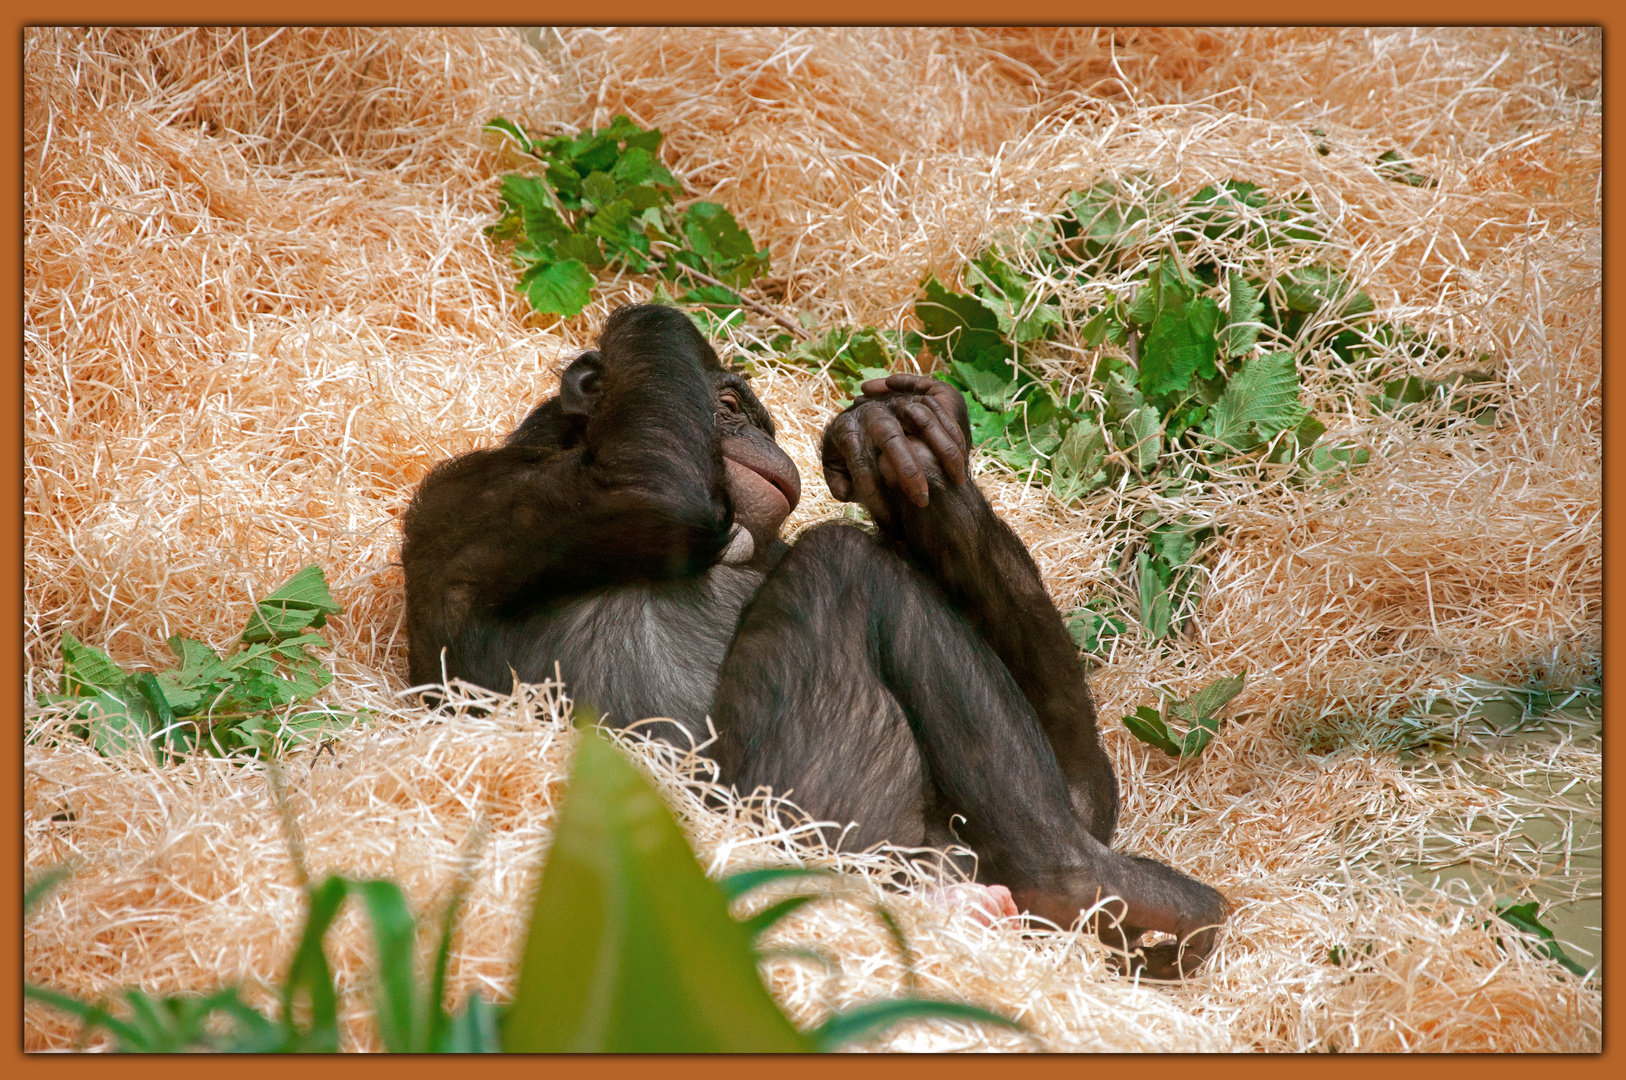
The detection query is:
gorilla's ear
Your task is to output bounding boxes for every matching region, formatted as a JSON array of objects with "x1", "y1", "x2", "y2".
[{"x1": 560, "y1": 350, "x2": 604, "y2": 418}]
